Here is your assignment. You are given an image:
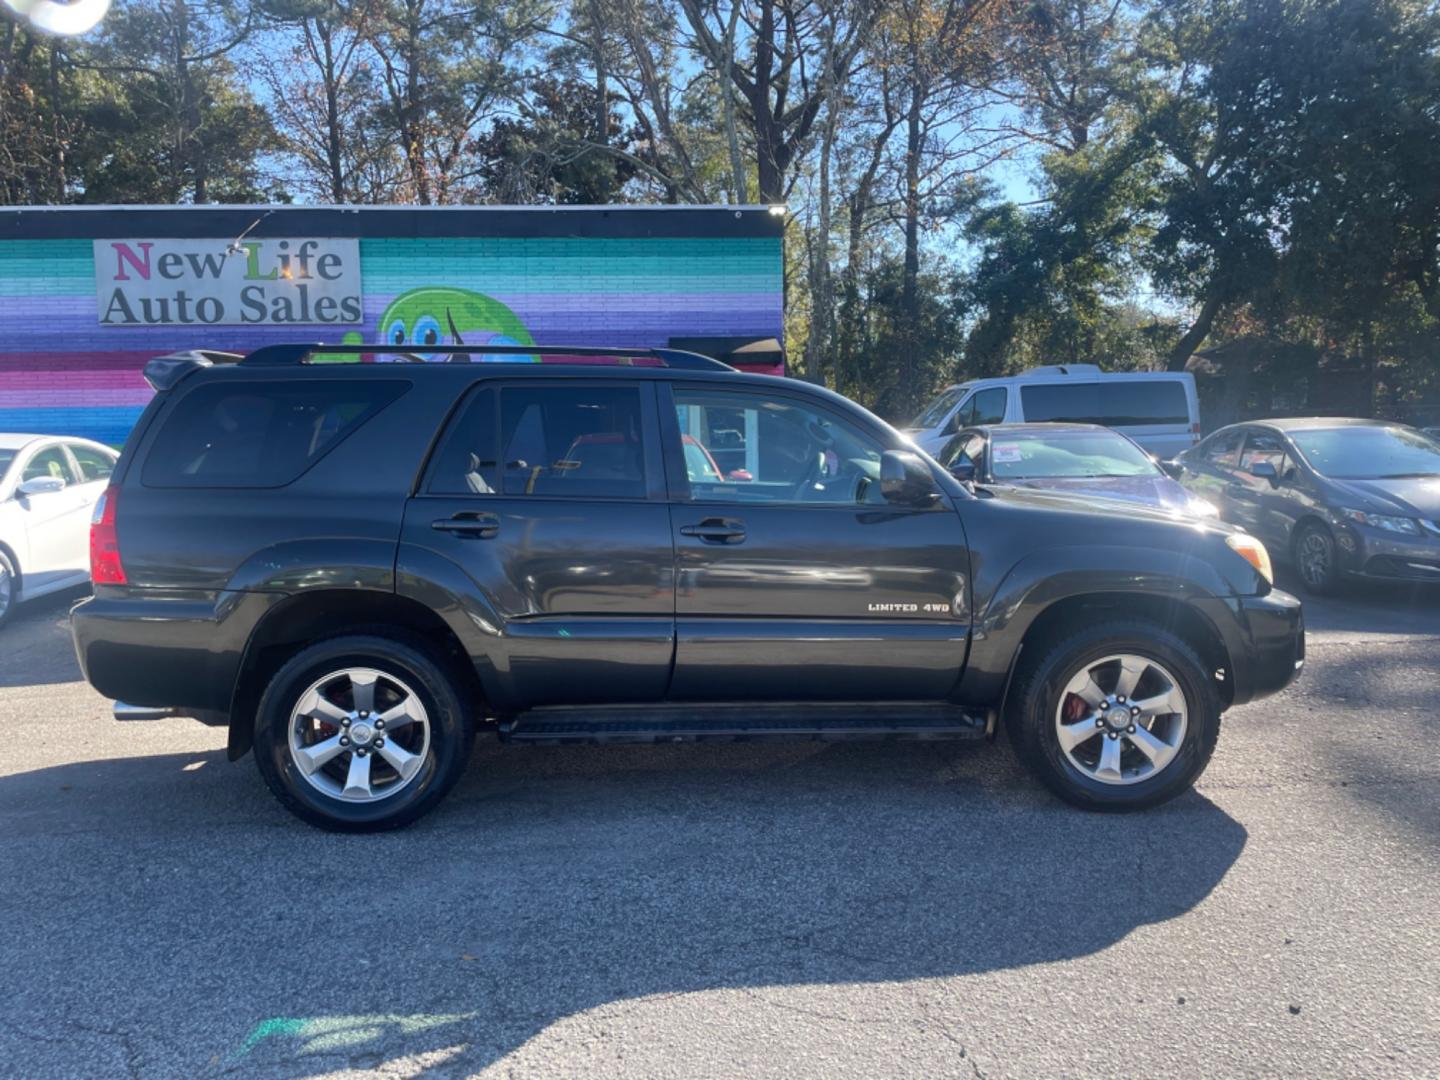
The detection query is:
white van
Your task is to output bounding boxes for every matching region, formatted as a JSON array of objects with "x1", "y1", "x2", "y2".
[{"x1": 905, "y1": 365, "x2": 1201, "y2": 459}]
